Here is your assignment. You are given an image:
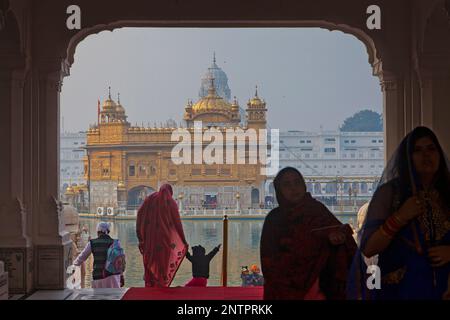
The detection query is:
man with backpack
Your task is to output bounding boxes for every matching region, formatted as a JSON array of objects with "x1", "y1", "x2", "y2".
[{"x1": 73, "y1": 222, "x2": 126, "y2": 288}]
